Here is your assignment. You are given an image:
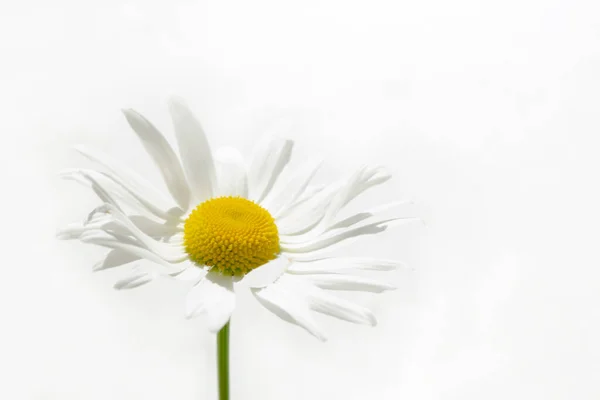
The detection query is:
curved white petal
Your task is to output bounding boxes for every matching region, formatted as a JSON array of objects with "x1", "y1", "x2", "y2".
[
  {"x1": 56, "y1": 213, "x2": 118, "y2": 240},
  {"x1": 60, "y1": 170, "x2": 124, "y2": 212},
  {"x1": 275, "y1": 187, "x2": 337, "y2": 236},
  {"x1": 114, "y1": 271, "x2": 155, "y2": 290},
  {"x1": 301, "y1": 274, "x2": 396, "y2": 293},
  {"x1": 324, "y1": 212, "x2": 372, "y2": 232},
  {"x1": 186, "y1": 271, "x2": 235, "y2": 332},
  {"x1": 251, "y1": 275, "x2": 327, "y2": 341},
  {"x1": 61, "y1": 168, "x2": 183, "y2": 222},
  {"x1": 276, "y1": 185, "x2": 326, "y2": 219},
  {"x1": 237, "y1": 256, "x2": 290, "y2": 288},
  {"x1": 214, "y1": 146, "x2": 248, "y2": 198},
  {"x1": 326, "y1": 200, "x2": 413, "y2": 233},
  {"x1": 128, "y1": 215, "x2": 183, "y2": 238},
  {"x1": 92, "y1": 169, "x2": 184, "y2": 221},
  {"x1": 320, "y1": 166, "x2": 391, "y2": 229},
  {"x1": 263, "y1": 160, "x2": 322, "y2": 217},
  {"x1": 93, "y1": 249, "x2": 141, "y2": 271},
  {"x1": 282, "y1": 212, "x2": 417, "y2": 245},
  {"x1": 168, "y1": 265, "x2": 206, "y2": 281},
  {"x1": 56, "y1": 222, "x2": 95, "y2": 240},
  {"x1": 81, "y1": 236, "x2": 187, "y2": 267},
  {"x1": 326, "y1": 201, "x2": 411, "y2": 231},
  {"x1": 286, "y1": 257, "x2": 405, "y2": 274},
  {"x1": 79, "y1": 228, "x2": 139, "y2": 245},
  {"x1": 168, "y1": 97, "x2": 216, "y2": 202},
  {"x1": 58, "y1": 213, "x2": 181, "y2": 243},
  {"x1": 247, "y1": 127, "x2": 284, "y2": 196},
  {"x1": 276, "y1": 205, "x2": 327, "y2": 237},
  {"x1": 73, "y1": 145, "x2": 174, "y2": 209},
  {"x1": 303, "y1": 282, "x2": 377, "y2": 325},
  {"x1": 122, "y1": 109, "x2": 191, "y2": 211},
  {"x1": 280, "y1": 220, "x2": 391, "y2": 253},
  {"x1": 248, "y1": 136, "x2": 294, "y2": 203},
  {"x1": 90, "y1": 203, "x2": 185, "y2": 262}
]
